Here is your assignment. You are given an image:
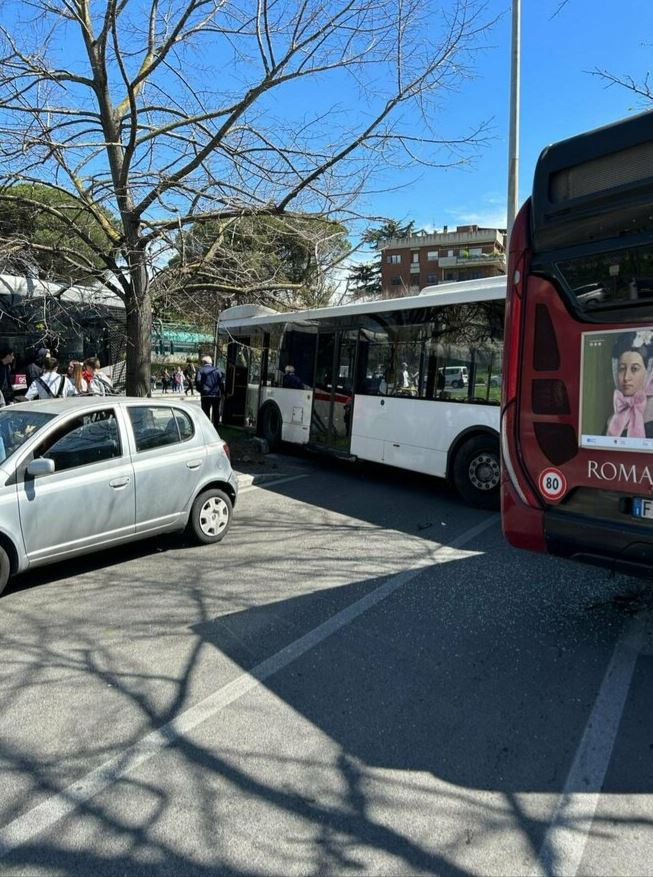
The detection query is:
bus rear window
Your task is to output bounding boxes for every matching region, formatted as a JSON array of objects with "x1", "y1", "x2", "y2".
[{"x1": 556, "y1": 242, "x2": 653, "y2": 313}]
